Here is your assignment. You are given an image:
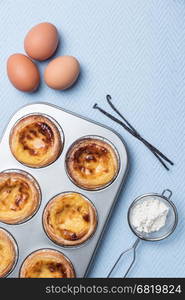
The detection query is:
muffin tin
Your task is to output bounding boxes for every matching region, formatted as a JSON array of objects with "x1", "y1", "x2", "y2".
[{"x1": 0, "y1": 102, "x2": 128, "y2": 277}]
